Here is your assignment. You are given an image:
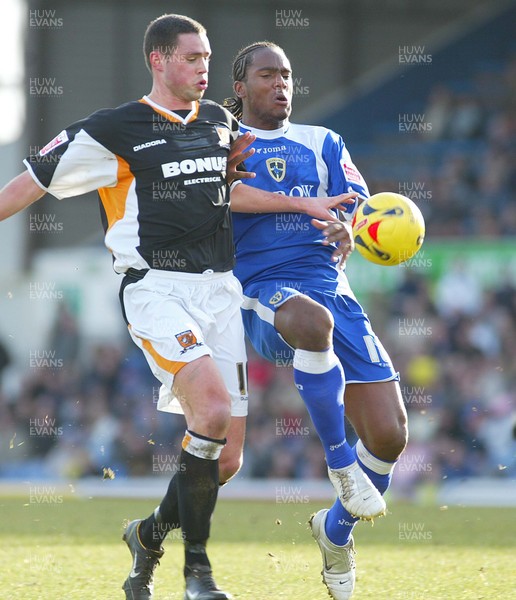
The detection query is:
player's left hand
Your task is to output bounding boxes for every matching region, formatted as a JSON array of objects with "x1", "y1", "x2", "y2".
[
  {"x1": 311, "y1": 218, "x2": 354, "y2": 267},
  {"x1": 227, "y1": 132, "x2": 257, "y2": 186}
]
